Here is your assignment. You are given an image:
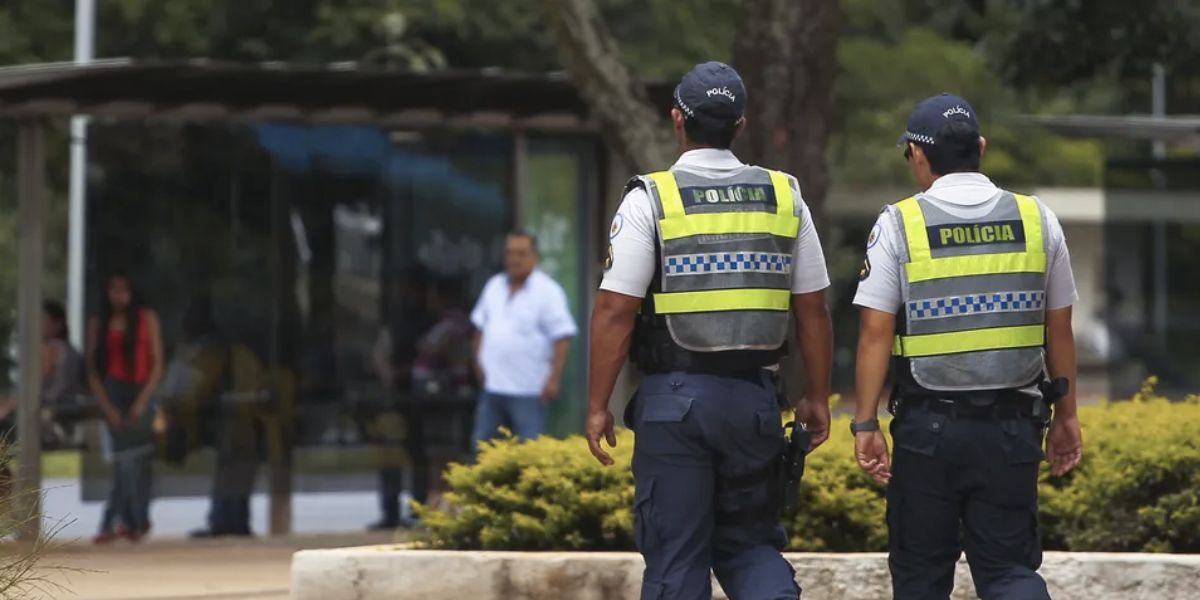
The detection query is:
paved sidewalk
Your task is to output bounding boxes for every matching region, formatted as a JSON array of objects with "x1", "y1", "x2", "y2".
[
  {"x1": 41, "y1": 478, "x2": 386, "y2": 541},
  {"x1": 29, "y1": 533, "x2": 396, "y2": 600}
]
